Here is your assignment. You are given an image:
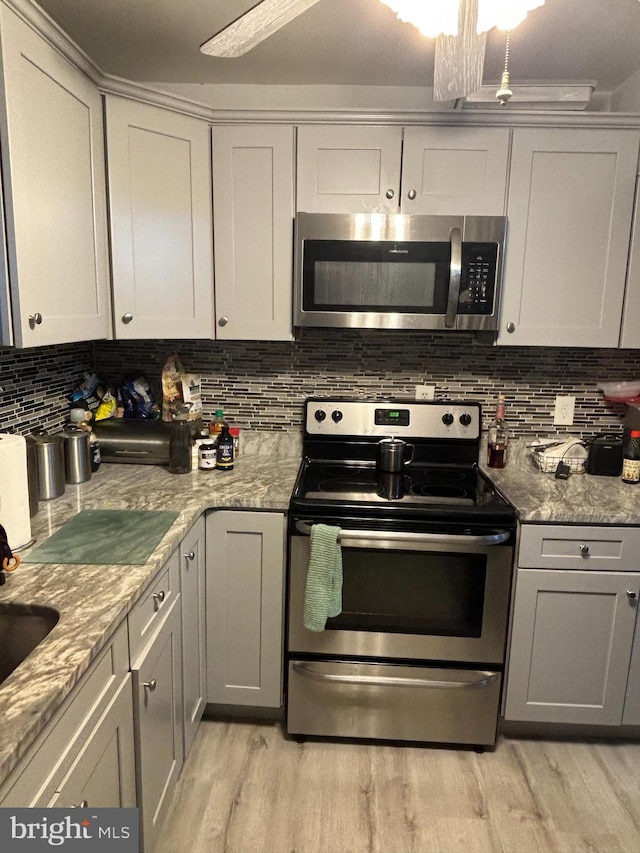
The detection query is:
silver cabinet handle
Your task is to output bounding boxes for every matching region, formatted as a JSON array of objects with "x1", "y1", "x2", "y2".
[
  {"x1": 184, "y1": 550, "x2": 195, "y2": 561},
  {"x1": 444, "y1": 226, "x2": 462, "y2": 329},
  {"x1": 407, "y1": 189, "x2": 417, "y2": 200},
  {"x1": 29, "y1": 313, "x2": 43, "y2": 327},
  {"x1": 70, "y1": 801, "x2": 88, "y2": 808},
  {"x1": 218, "y1": 316, "x2": 229, "y2": 327},
  {"x1": 628, "y1": 590, "x2": 638, "y2": 601},
  {"x1": 152, "y1": 590, "x2": 165, "y2": 610},
  {"x1": 294, "y1": 520, "x2": 509, "y2": 547},
  {"x1": 143, "y1": 679, "x2": 157, "y2": 692},
  {"x1": 121, "y1": 313, "x2": 133, "y2": 324},
  {"x1": 292, "y1": 661, "x2": 498, "y2": 690},
  {"x1": 506, "y1": 322, "x2": 516, "y2": 333},
  {"x1": 580, "y1": 544, "x2": 590, "y2": 556},
  {"x1": 385, "y1": 188, "x2": 395, "y2": 199}
]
